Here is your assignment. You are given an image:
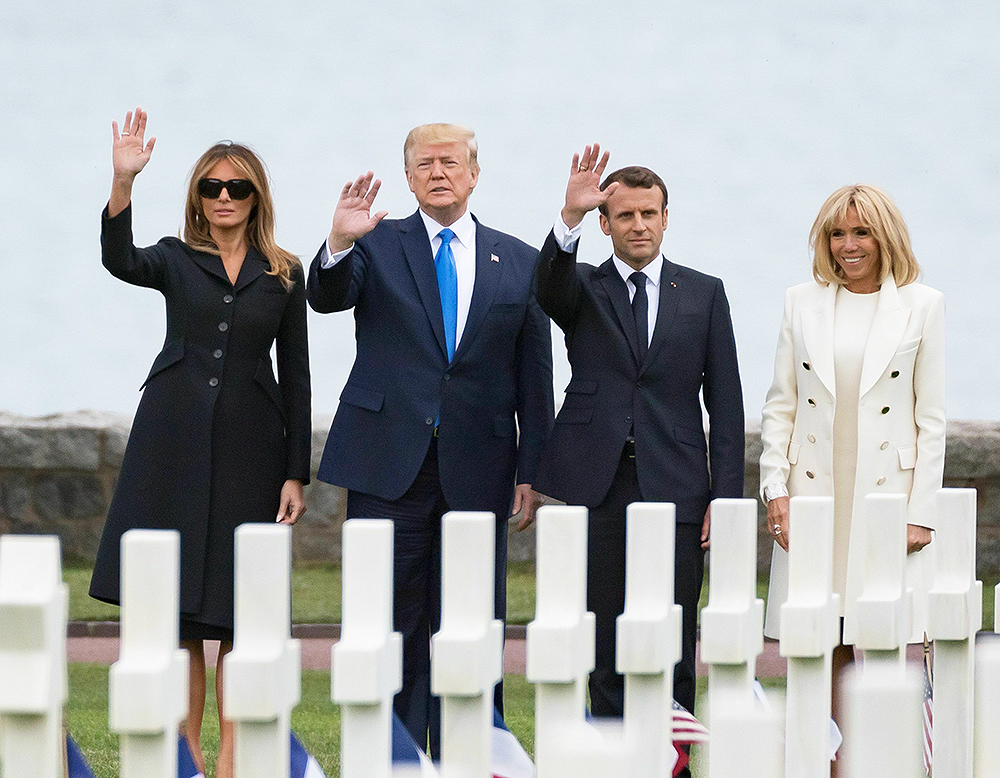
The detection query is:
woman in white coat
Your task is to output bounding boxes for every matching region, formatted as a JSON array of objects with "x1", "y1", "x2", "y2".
[{"x1": 759, "y1": 184, "x2": 945, "y2": 717}]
